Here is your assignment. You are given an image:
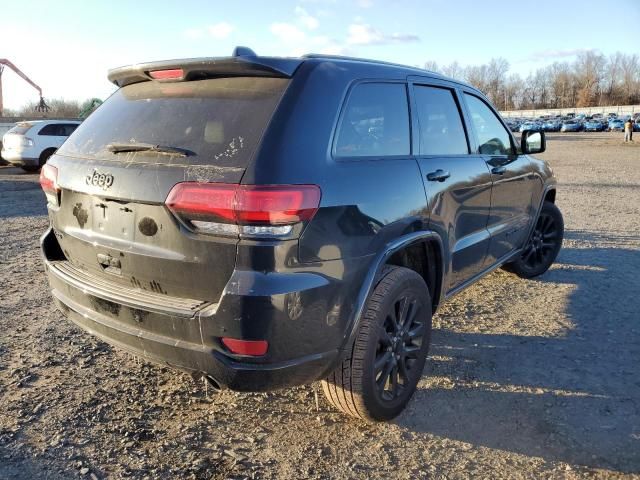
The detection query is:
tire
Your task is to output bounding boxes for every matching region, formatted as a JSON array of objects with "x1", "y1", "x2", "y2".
[
  {"x1": 504, "y1": 201, "x2": 564, "y2": 279},
  {"x1": 39, "y1": 148, "x2": 56, "y2": 166},
  {"x1": 321, "y1": 266, "x2": 432, "y2": 421}
]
